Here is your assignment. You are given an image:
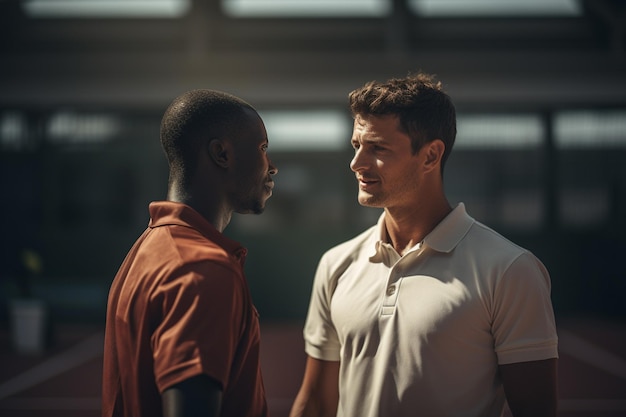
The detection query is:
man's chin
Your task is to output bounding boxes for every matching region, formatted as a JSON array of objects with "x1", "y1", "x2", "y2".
[
  {"x1": 236, "y1": 202, "x2": 266, "y2": 215},
  {"x1": 358, "y1": 195, "x2": 382, "y2": 208}
]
